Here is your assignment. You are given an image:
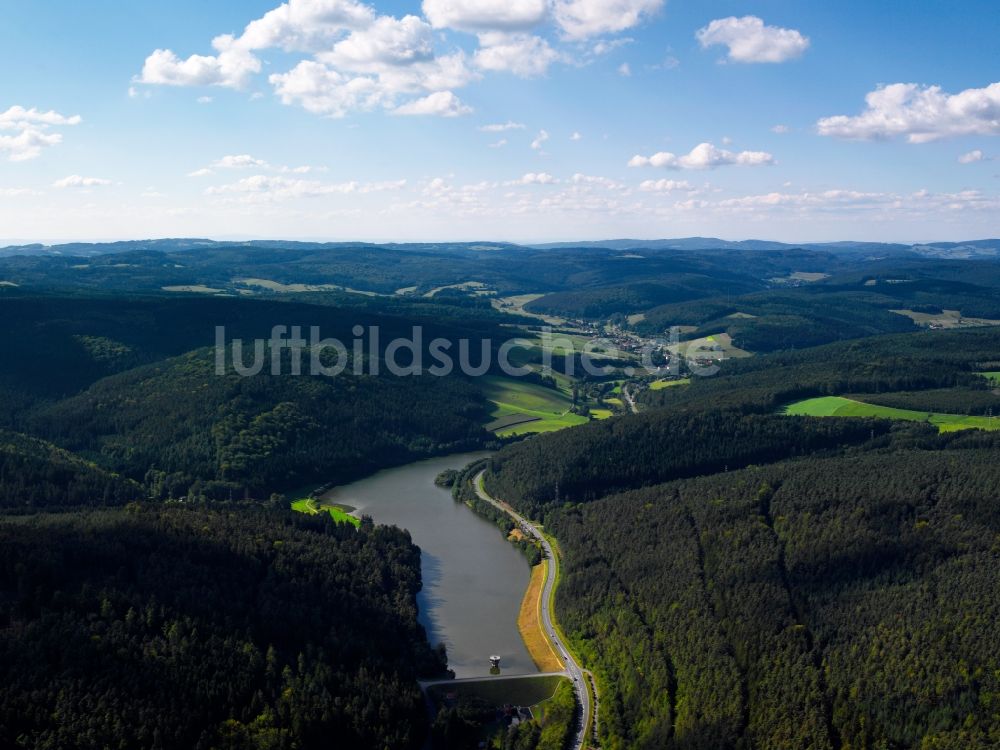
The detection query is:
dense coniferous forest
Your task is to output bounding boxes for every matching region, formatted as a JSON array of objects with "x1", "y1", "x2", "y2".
[{"x1": 0, "y1": 506, "x2": 447, "y2": 750}]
